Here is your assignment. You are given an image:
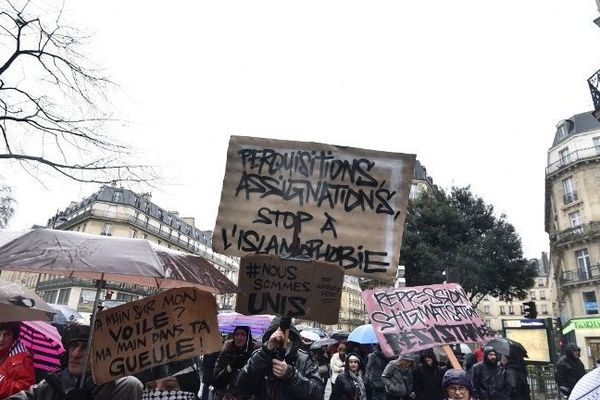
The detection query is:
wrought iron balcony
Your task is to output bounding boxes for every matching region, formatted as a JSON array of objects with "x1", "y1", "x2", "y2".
[
  {"x1": 561, "y1": 264, "x2": 600, "y2": 285},
  {"x1": 37, "y1": 276, "x2": 160, "y2": 296},
  {"x1": 551, "y1": 220, "x2": 600, "y2": 247},
  {"x1": 563, "y1": 191, "x2": 579, "y2": 205},
  {"x1": 546, "y1": 146, "x2": 600, "y2": 176}
]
